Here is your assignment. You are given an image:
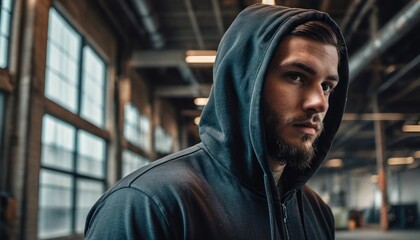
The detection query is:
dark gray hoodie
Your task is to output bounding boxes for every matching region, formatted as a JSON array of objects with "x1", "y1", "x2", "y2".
[{"x1": 85, "y1": 3, "x2": 348, "y2": 240}]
